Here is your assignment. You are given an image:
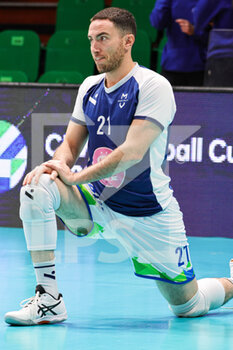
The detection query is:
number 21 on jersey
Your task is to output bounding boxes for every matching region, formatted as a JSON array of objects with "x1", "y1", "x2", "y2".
[{"x1": 97, "y1": 115, "x2": 111, "y2": 135}]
